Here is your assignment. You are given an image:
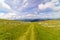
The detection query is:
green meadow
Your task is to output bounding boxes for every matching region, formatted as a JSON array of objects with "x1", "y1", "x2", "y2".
[{"x1": 0, "y1": 19, "x2": 60, "y2": 40}]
